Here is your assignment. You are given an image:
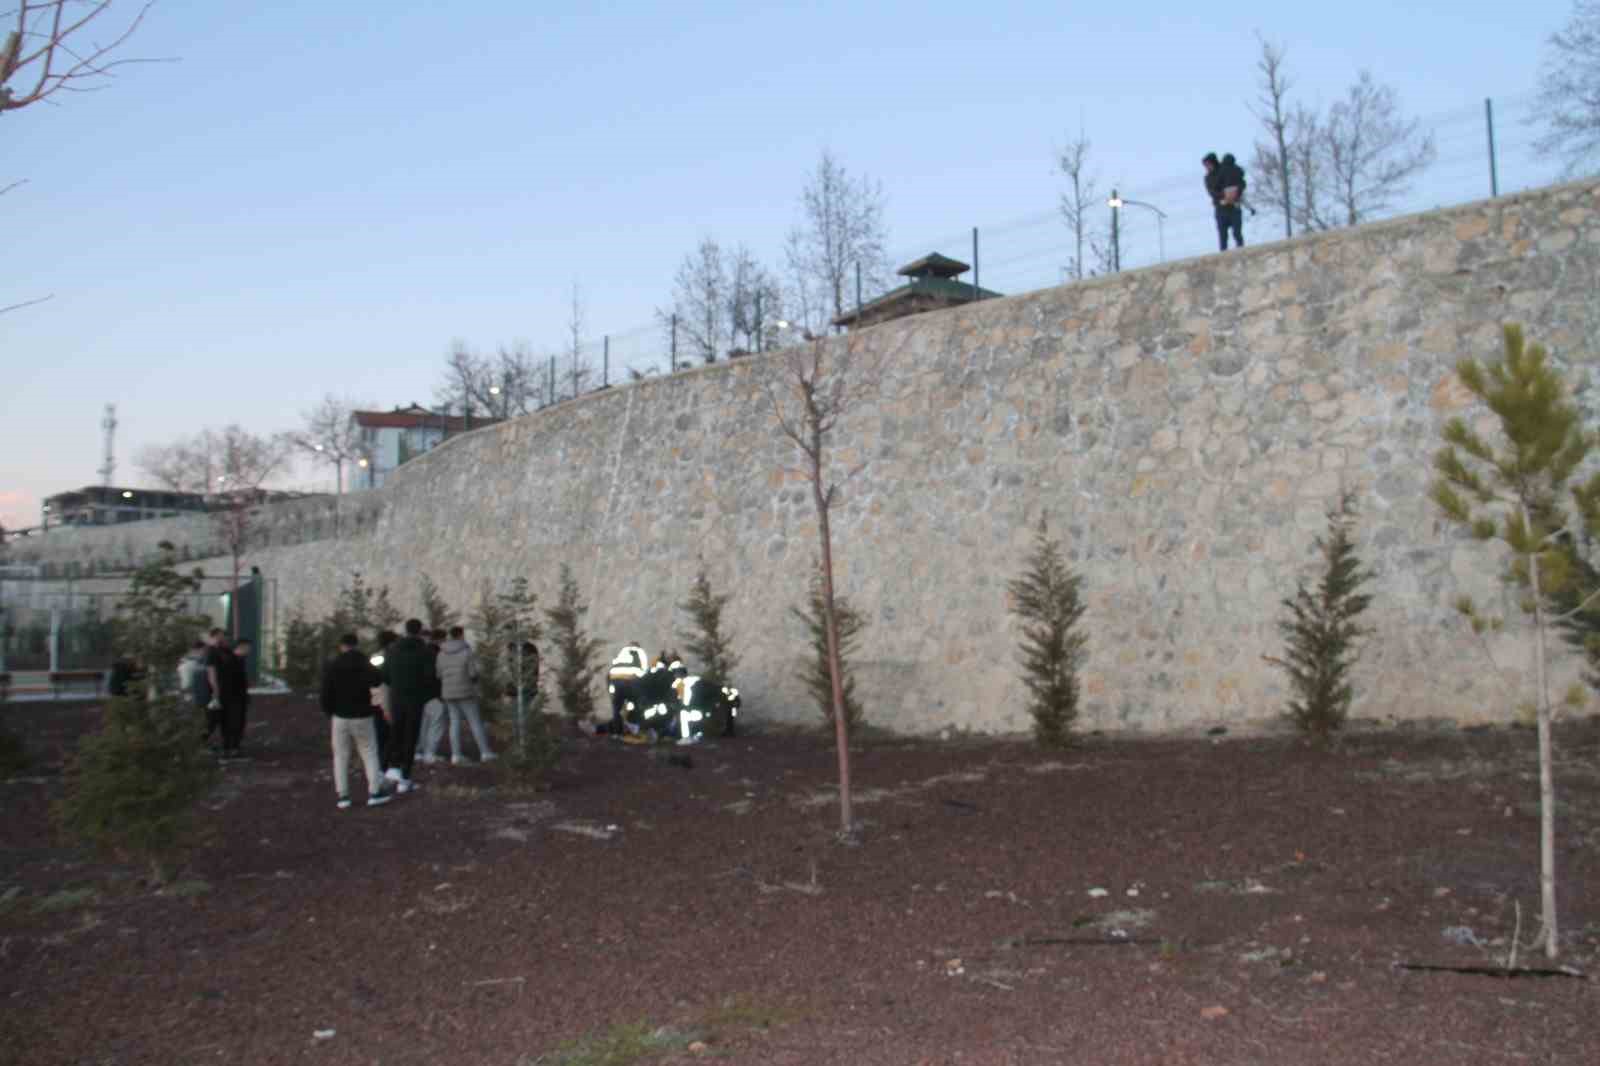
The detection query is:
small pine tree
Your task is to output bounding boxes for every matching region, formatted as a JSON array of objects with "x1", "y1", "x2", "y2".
[
  {"x1": 544, "y1": 564, "x2": 604, "y2": 722},
  {"x1": 279, "y1": 612, "x2": 325, "y2": 693},
  {"x1": 336, "y1": 572, "x2": 374, "y2": 636},
  {"x1": 680, "y1": 564, "x2": 739, "y2": 681},
  {"x1": 1551, "y1": 542, "x2": 1600, "y2": 693},
  {"x1": 55, "y1": 694, "x2": 218, "y2": 881},
  {"x1": 1272, "y1": 492, "x2": 1374, "y2": 743},
  {"x1": 468, "y1": 579, "x2": 508, "y2": 722},
  {"x1": 1007, "y1": 517, "x2": 1088, "y2": 748},
  {"x1": 419, "y1": 573, "x2": 460, "y2": 631},
  {"x1": 1430, "y1": 323, "x2": 1600, "y2": 961},
  {"x1": 499, "y1": 577, "x2": 543, "y2": 748},
  {"x1": 371, "y1": 585, "x2": 403, "y2": 634},
  {"x1": 792, "y1": 574, "x2": 867, "y2": 733},
  {"x1": 115, "y1": 541, "x2": 210, "y2": 697}
]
